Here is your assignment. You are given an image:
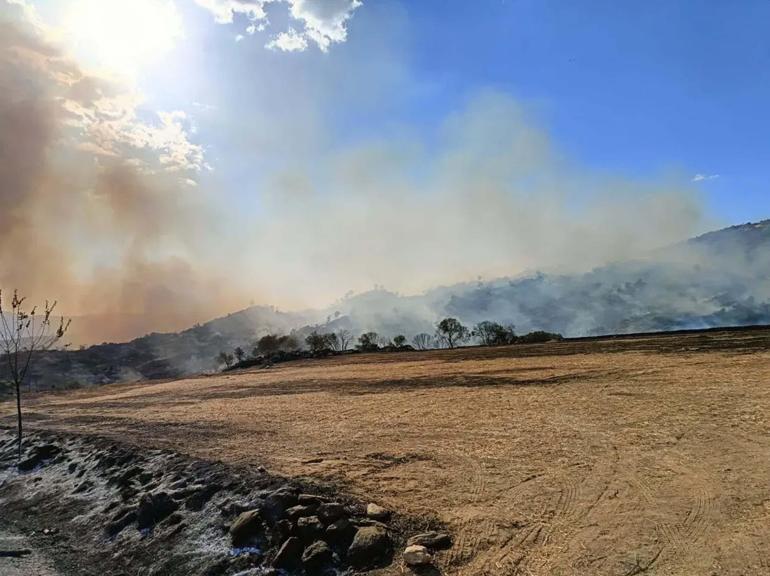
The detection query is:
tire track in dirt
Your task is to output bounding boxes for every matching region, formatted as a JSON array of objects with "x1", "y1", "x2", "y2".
[
  {"x1": 445, "y1": 452, "x2": 491, "y2": 568},
  {"x1": 481, "y1": 474, "x2": 552, "y2": 575},
  {"x1": 627, "y1": 460, "x2": 717, "y2": 571}
]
